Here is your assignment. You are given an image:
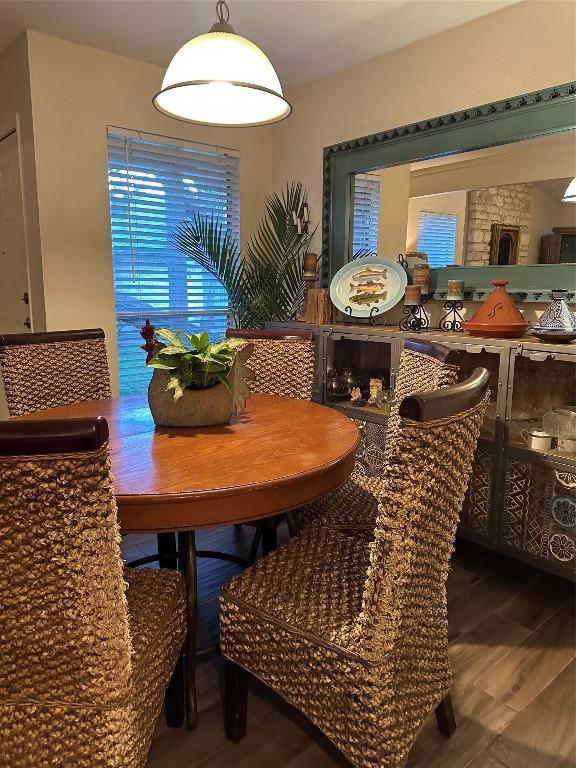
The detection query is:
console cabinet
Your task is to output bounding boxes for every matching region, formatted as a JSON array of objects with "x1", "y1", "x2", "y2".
[{"x1": 269, "y1": 322, "x2": 576, "y2": 581}]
